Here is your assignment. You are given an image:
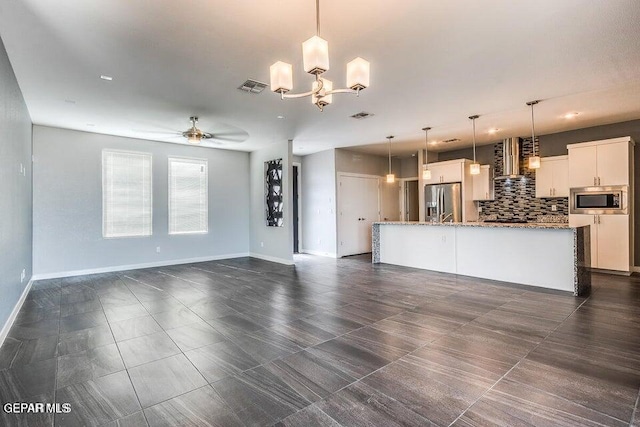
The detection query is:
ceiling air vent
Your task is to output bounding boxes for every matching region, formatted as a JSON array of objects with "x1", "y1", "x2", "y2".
[
  {"x1": 238, "y1": 79, "x2": 267, "y2": 94},
  {"x1": 443, "y1": 138, "x2": 460, "y2": 144},
  {"x1": 350, "y1": 111, "x2": 374, "y2": 120}
]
